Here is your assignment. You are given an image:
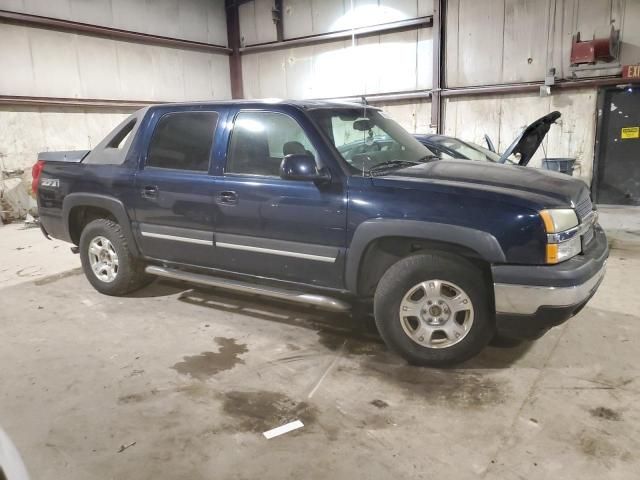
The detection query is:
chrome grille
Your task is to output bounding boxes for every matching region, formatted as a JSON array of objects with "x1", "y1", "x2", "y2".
[
  {"x1": 575, "y1": 196, "x2": 593, "y2": 220},
  {"x1": 583, "y1": 226, "x2": 595, "y2": 246}
]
